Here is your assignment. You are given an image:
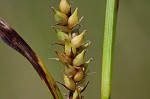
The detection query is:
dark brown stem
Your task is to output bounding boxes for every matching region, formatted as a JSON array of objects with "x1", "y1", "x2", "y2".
[
  {"x1": 69, "y1": 91, "x2": 73, "y2": 99},
  {"x1": 0, "y1": 18, "x2": 63, "y2": 99}
]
